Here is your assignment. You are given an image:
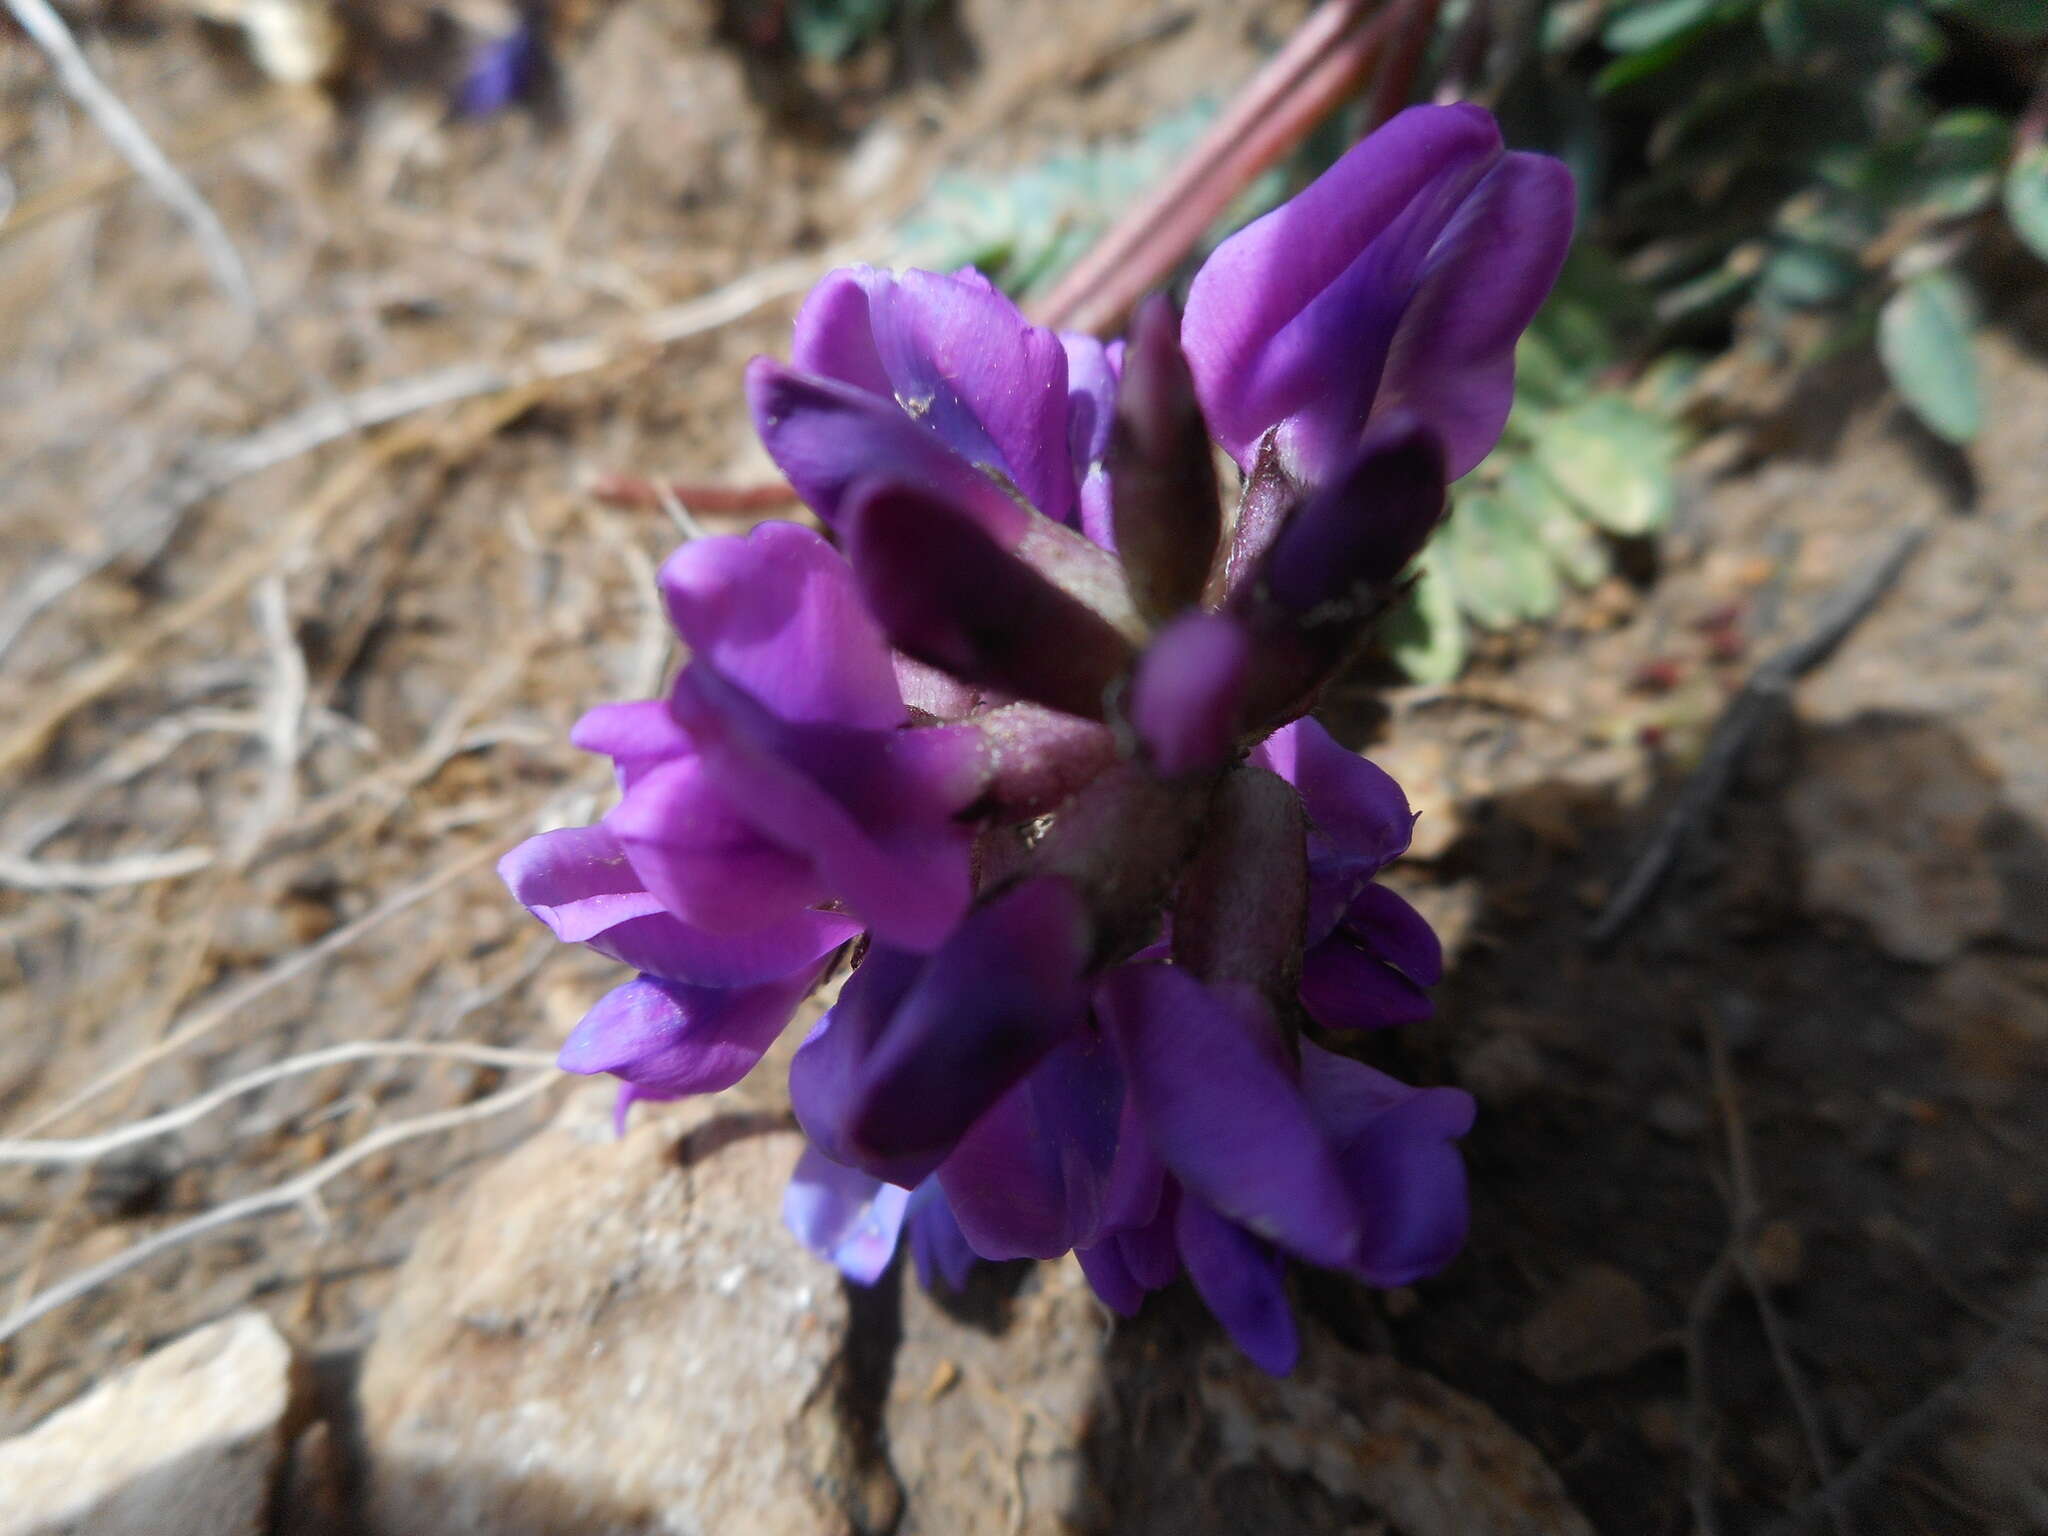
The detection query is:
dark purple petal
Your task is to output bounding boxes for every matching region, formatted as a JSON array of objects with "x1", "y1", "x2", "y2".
[
  {"x1": 1101, "y1": 1090, "x2": 1167, "y2": 1233},
  {"x1": 1342, "y1": 882, "x2": 1443, "y2": 986},
  {"x1": 1117, "y1": 1185, "x2": 1183, "y2": 1291},
  {"x1": 1129, "y1": 613, "x2": 1250, "y2": 776},
  {"x1": 1078, "y1": 1239, "x2": 1145, "y2": 1317},
  {"x1": 838, "y1": 877, "x2": 1093, "y2": 1188},
  {"x1": 1378, "y1": 153, "x2": 1577, "y2": 479},
  {"x1": 558, "y1": 966, "x2": 820, "y2": 1102},
  {"x1": 605, "y1": 754, "x2": 828, "y2": 936},
  {"x1": 1183, "y1": 105, "x2": 1502, "y2": 468},
  {"x1": 1255, "y1": 411, "x2": 1447, "y2": 618},
  {"x1": 666, "y1": 667, "x2": 986, "y2": 951},
  {"x1": 906, "y1": 1180, "x2": 978, "y2": 1292},
  {"x1": 499, "y1": 825, "x2": 665, "y2": 942},
  {"x1": 937, "y1": 1031, "x2": 1123, "y2": 1260},
  {"x1": 1175, "y1": 1197, "x2": 1299, "y2": 1375},
  {"x1": 1300, "y1": 1044, "x2": 1475, "y2": 1285},
  {"x1": 974, "y1": 703, "x2": 1120, "y2": 820},
  {"x1": 658, "y1": 523, "x2": 903, "y2": 730},
  {"x1": 1110, "y1": 296, "x2": 1222, "y2": 622},
  {"x1": 788, "y1": 947, "x2": 924, "y2": 1169},
  {"x1": 1255, "y1": 718, "x2": 1414, "y2": 871},
  {"x1": 1298, "y1": 937, "x2": 1435, "y2": 1031},
  {"x1": 746, "y1": 359, "x2": 1030, "y2": 541},
  {"x1": 1096, "y1": 965, "x2": 1363, "y2": 1271},
  {"x1": 782, "y1": 1144, "x2": 912, "y2": 1286},
  {"x1": 844, "y1": 480, "x2": 1137, "y2": 721}
]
